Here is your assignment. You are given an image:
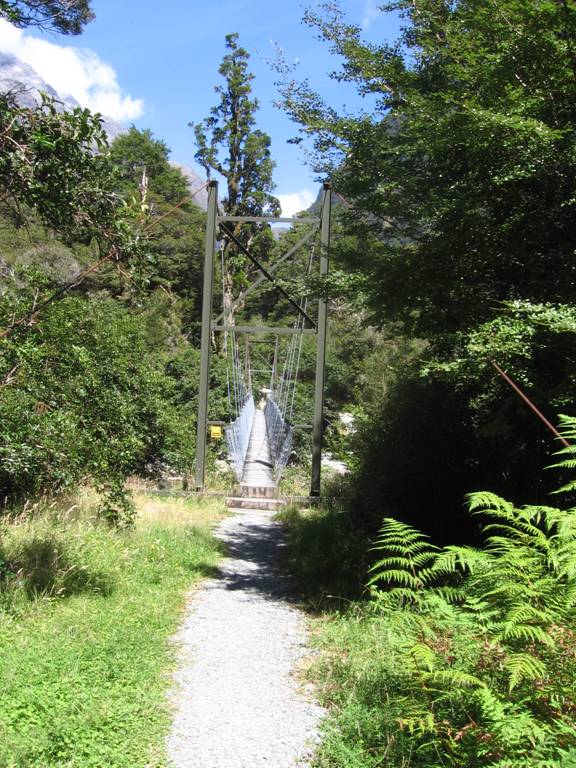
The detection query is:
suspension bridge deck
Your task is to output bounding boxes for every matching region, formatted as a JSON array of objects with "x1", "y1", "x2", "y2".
[
  {"x1": 241, "y1": 408, "x2": 275, "y2": 490},
  {"x1": 227, "y1": 406, "x2": 284, "y2": 512}
]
